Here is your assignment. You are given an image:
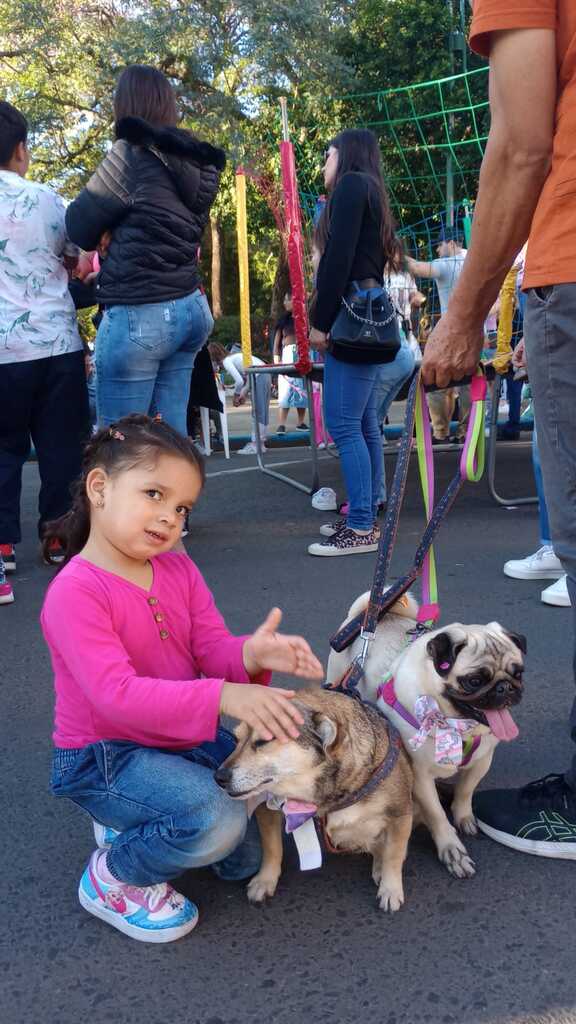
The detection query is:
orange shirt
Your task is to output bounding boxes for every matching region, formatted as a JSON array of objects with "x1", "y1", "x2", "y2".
[{"x1": 470, "y1": 1, "x2": 576, "y2": 287}]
